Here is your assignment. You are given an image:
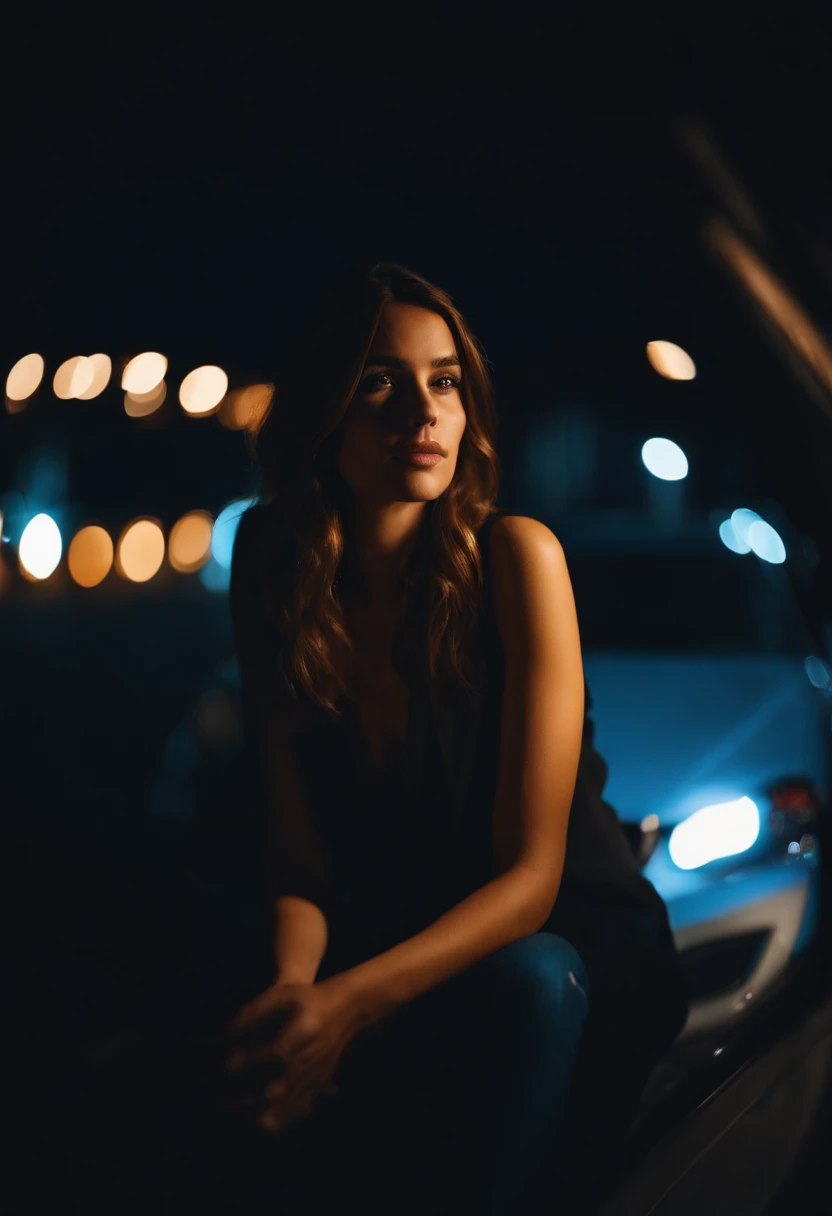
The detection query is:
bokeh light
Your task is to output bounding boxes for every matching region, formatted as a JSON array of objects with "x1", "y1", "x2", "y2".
[
  {"x1": 718, "y1": 518, "x2": 751, "y2": 554},
  {"x1": 19, "y1": 513, "x2": 63, "y2": 579},
  {"x1": 168, "y1": 510, "x2": 214, "y2": 573},
  {"x1": 179, "y1": 365, "x2": 228, "y2": 416},
  {"x1": 6, "y1": 353, "x2": 45, "y2": 401},
  {"x1": 641, "y1": 437, "x2": 689, "y2": 481},
  {"x1": 748, "y1": 519, "x2": 787, "y2": 564},
  {"x1": 53, "y1": 356, "x2": 95, "y2": 400},
  {"x1": 199, "y1": 556, "x2": 231, "y2": 593},
  {"x1": 708, "y1": 219, "x2": 832, "y2": 395},
  {"x1": 805, "y1": 656, "x2": 831, "y2": 689},
  {"x1": 730, "y1": 508, "x2": 763, "y2": 547},
  {"x1": 218, "y1": 383, "x2": 274, "y2": 431},
  {"x1": 124, "y1": 381, "x2": 167, "y2": 418},
  {"x1": 68, "y1": 525, "x2": 114, "y2": 587},
  {"x1": 669, "y1": 797, "x2": 760, "y2": 870},
  {"x1": 211, "y1": 498, "x2": 257, "y2": 570},
  {"x1": 122, "y1": 352, "x2": 167, "y2": 394},
  {"x1": 646, "y1": 341, "x2": 696, "y2": 380},
  {"x1": 76, "y1": 353, "x2": 112, "y2": 400},
  {"x1": 116, "y1": 518, "x2": 165, "y2": 583}
]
